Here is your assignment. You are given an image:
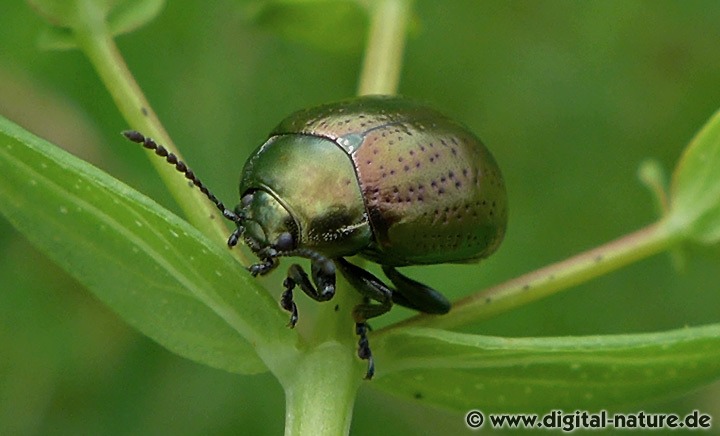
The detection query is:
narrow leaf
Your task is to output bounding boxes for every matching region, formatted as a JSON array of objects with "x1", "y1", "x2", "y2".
[
  {"x1": 638, "y1": 158, "x2": 669, "y2": 217},
  {"x1": 372, "y1": 326, "x2": 720, "y2": 413},
  {"x1": 669, "y1": 107, "x2": 720, "y2": 244},
  {"x1": 0, "y1": 116, "x2": 295, "y2": 374},
  {"x1": 107, "y1": 0, "x2": 165, "y2": 37}
]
